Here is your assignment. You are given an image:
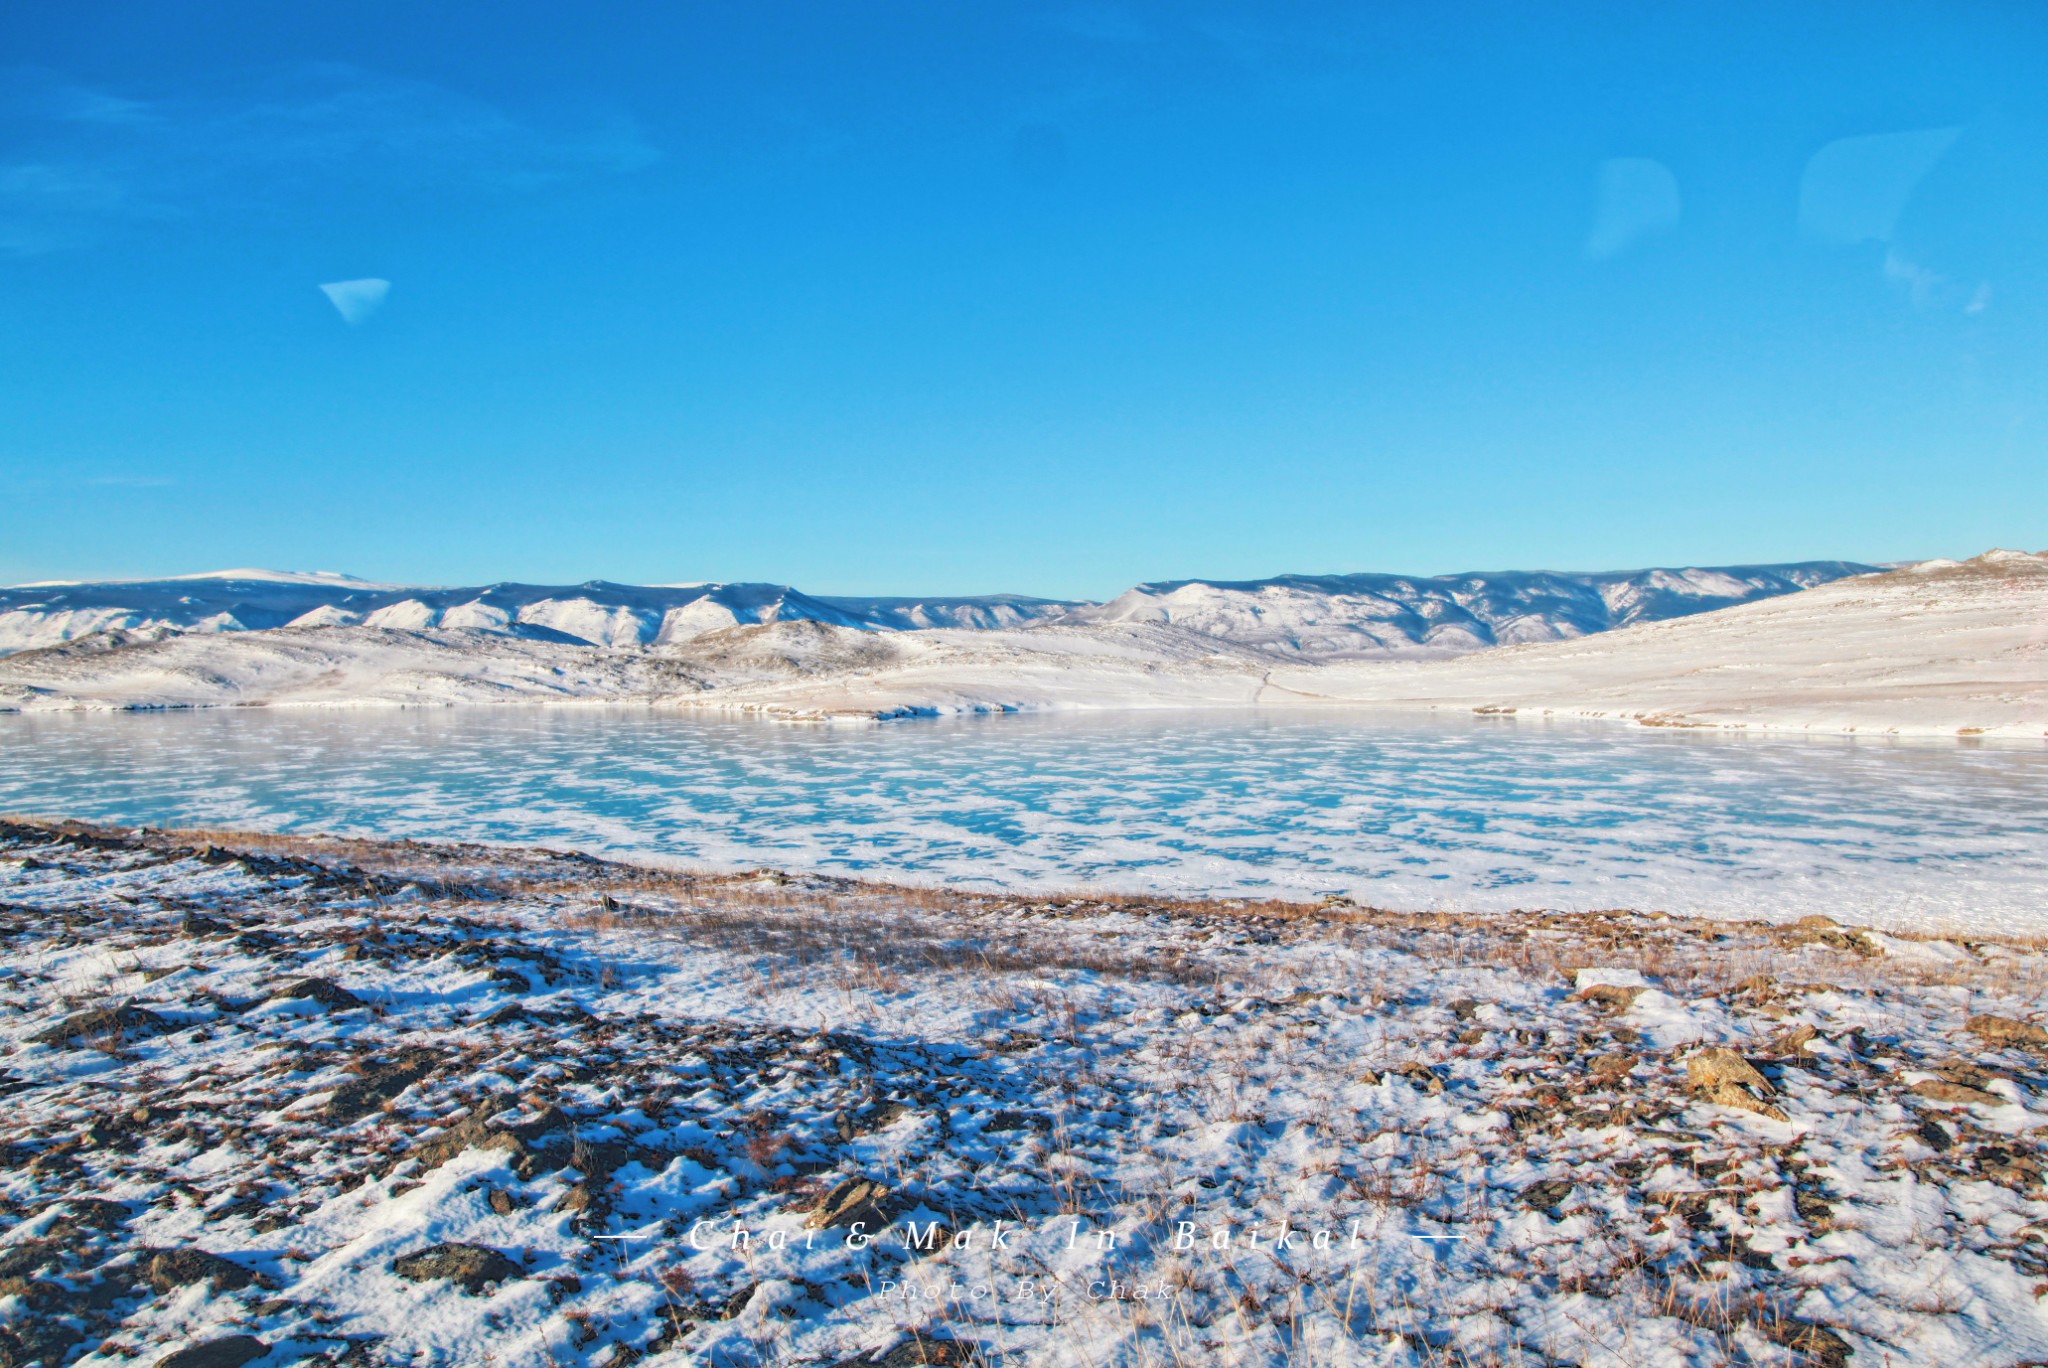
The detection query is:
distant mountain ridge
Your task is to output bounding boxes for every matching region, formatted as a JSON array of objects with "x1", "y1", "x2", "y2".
[
  {"x1": 0, "y1": 561, "x2": 1879, "y2": 659},
  {"x1": 1065, "y1": 562, "x2": 1877, "y2": 659},
  {"x1": 0, "y1": 577, "x2": 1084, "y2": 656}
]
